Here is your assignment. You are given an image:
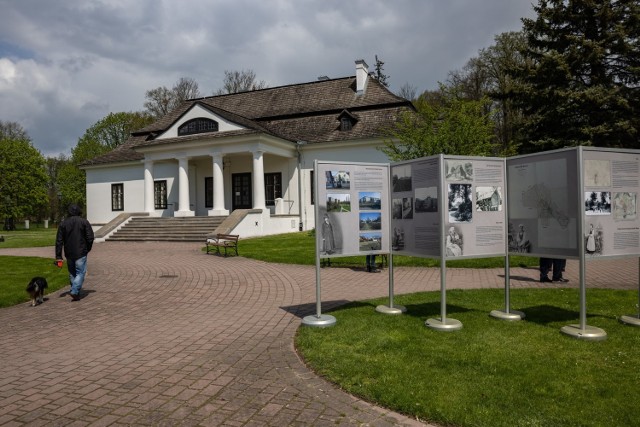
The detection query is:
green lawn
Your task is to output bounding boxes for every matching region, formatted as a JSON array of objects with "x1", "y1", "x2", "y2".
[
  {"x1": 296, "y1": 288, "x2": 640, "y2": 427},
  {"x1": 0, "y1": 228, "x2": 58, "y2": 248},
  {"x1": 240, "y1": 231, "x2": 539, "y2": 268},
  {"x1": 0, "y1": 256, "x2": 70, "y2": 308}
]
